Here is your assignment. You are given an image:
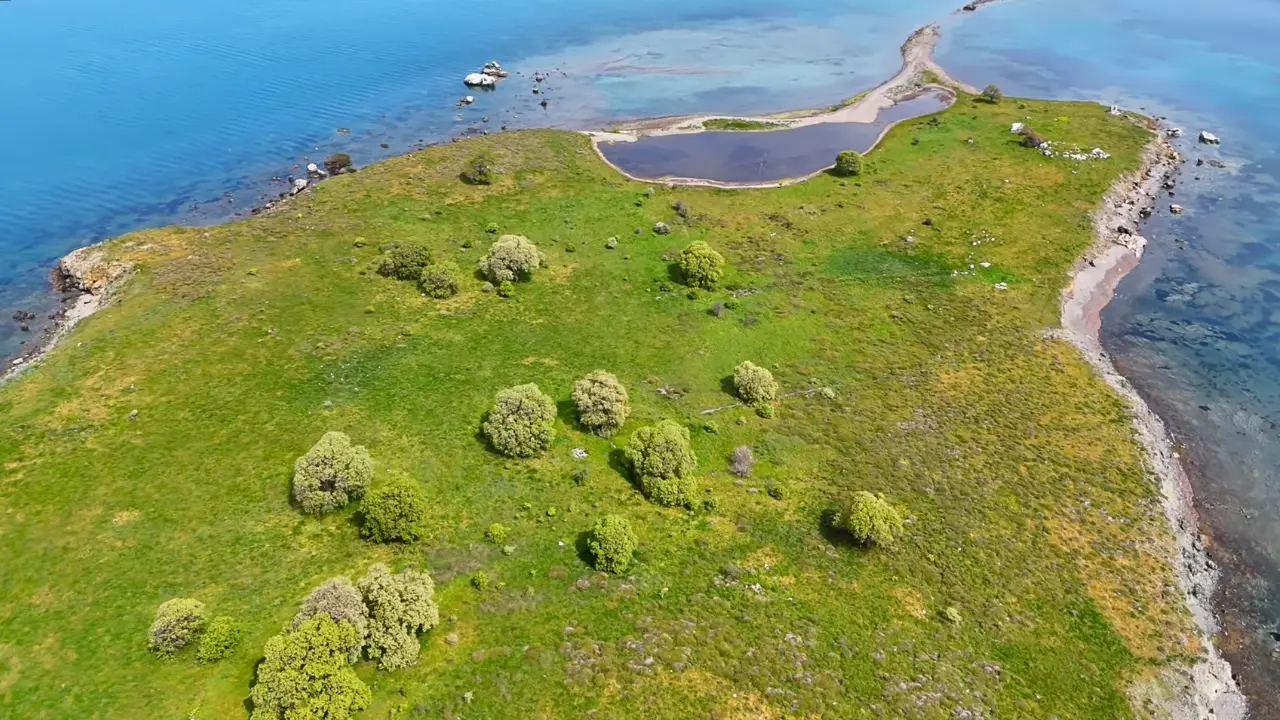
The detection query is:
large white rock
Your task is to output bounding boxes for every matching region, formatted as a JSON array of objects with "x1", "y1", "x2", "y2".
[
  {"x1": 464, "y1": 72, "x2": 497, "y2": 87},
  {"x1": 1010, "y1": 122, "x2": 1024, "y2": 133},
  {"x1": 1166, "y1": 127, "x2": 1184, "y2": 138},
  {"x1": 1199, "y1": 131, "x2": 1220, "y2": 144}
]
